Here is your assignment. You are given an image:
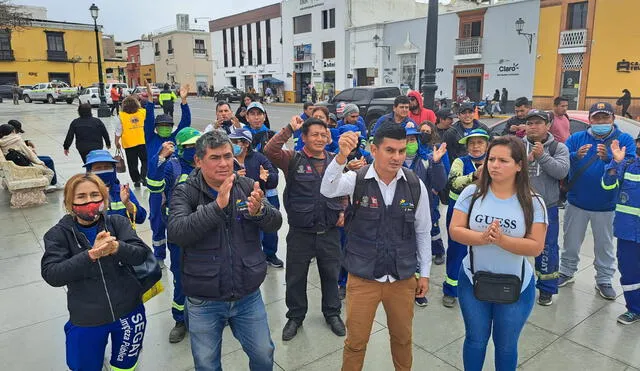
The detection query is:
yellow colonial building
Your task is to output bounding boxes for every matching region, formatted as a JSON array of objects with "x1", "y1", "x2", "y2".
[
  {"x1": 534, "y1": 0, "x2": 640, "y2": 116},
  {"x1": 0, "y1": 18, "x2": 110, "y2": 87}
]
